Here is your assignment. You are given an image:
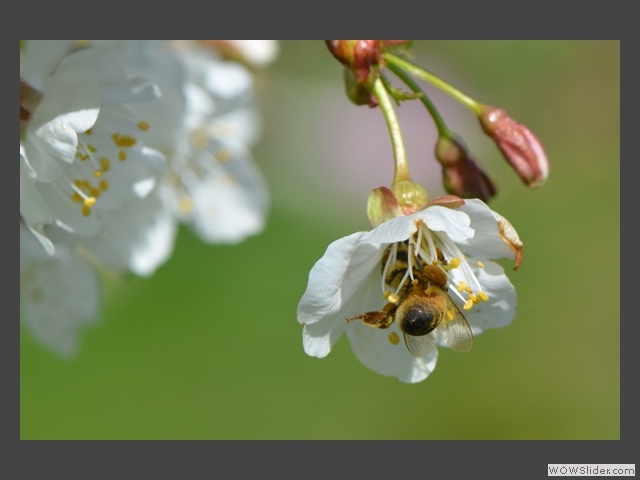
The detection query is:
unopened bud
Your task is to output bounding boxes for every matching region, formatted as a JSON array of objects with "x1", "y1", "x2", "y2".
[
  {"x1": 326, "y1": 40, "x2": 381, "y2": 84},
  {"x1": 326, "y1": 40, "x2": 384, "y2": 109},
  {"x1": 478, "y1": 105, "x2": 549, "y2": 188},
  {"x1": 435, "y1": 135, "x2": 497, "y2": 203},
  {"x1": 367, "y1": 180, "x2": 429, "y2": 227},
  {"x1": 342, "y1": 67, "x2": 377, "y2": 107}
]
